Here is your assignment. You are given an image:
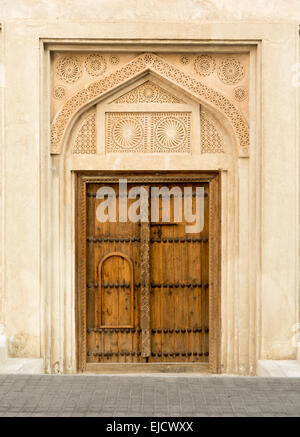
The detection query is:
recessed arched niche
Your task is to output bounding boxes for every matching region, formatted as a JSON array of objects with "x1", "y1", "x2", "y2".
[{"x1": 45, "y1": 48, "x2": 255, "y2": 376}]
